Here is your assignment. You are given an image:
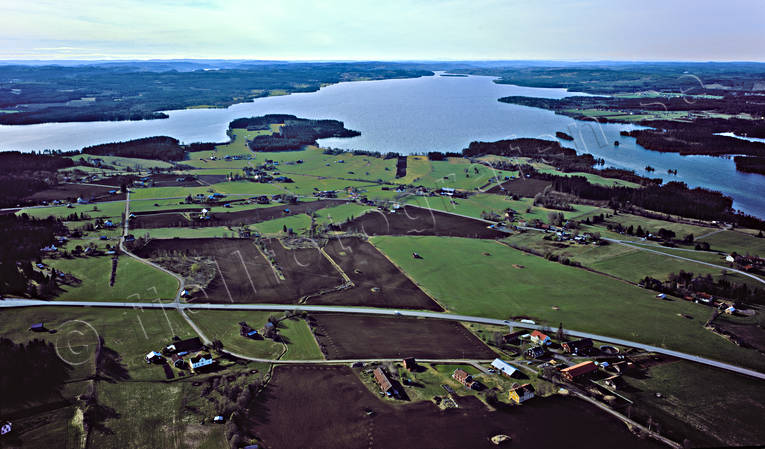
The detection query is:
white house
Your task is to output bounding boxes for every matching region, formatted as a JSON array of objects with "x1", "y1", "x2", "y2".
[
  {"x1": 491, "y1": 358, "x2": 518, "y2": 377},
  {"x1": 725, "y1": 255, "x2": 735, "y2": 263}
]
